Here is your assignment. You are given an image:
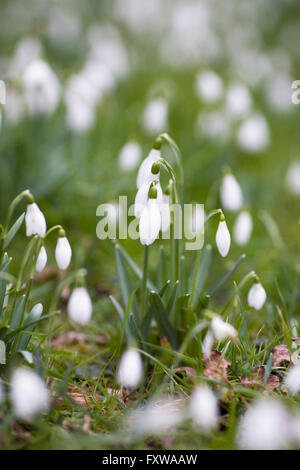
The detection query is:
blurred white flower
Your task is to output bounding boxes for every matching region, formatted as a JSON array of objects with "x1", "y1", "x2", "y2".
[
  {"x1": 248, "y1": 282, "x2": 266, "y2": 310},
  {"x1": 55, "y1": 236, "x2": 72, "y2": 270},
  {"x1": 117, "y1": 348, "x2": 143, "y2": 389},
  {"x1": 211, "y1": 316, "x2": 238, "y2": 342},
  {"x1": 216, "y1": 219, "x2": 231, "y2": 257},
  {"x1": 22, "y1": 59, "x2": 60, "y2": 116},
  {"x1": 202, "y1": 331, "x2": 214, "y2": 356},
  {"x1": 196, "y1": 110, "x2": 230, "y2": 141},
  {"x1": 286, "y1": 161, "x2": 300, "y2": 196},
  {"x1": 10, "y1": 37, "x2": 42, "y2": 76},
  {"x1": 81, "y1": 60, "x2": 115, "y2": 103},
  {"x1": 220, "y1": 173, "x2": 243, "y2": 211},
  {"x1": 130, "y1": 398, "x2": 183, "y2": 436},
  {"x1": 67, "y1": 287, "x2": 93, "y2": 325},
  {"x1": 142, "y1": 98, "x2": 168, "y2": 135},
  {"x1": 225, "y1": 83, "x2": 252, "y2": 119},
  {"x1": 64, "y1": 74, "x2": 96, "y2": 133},
  {"x1": 35, "y1": 246, "x2": 47, "y2": 273},
  {"x1": 234, "y1": 210, "x2": 253, "y2": 246},
  {"x1": 237, "y1": 113, "x2": 270, "y2": 153},
  {"x1": 284, "y1": 364, "x2": 300, "y2": 395},
  {"x1": 236, "y1": 398, "x2": 290, "y2": 450},
  {"x1": 25, "y1": 203, "x2": 47, "y2": 238},
  {"x1": 265, "y1": 75, "x2": 293, "y2": 113},
  {"x1": 195, "y1": 70, "x2": 223, "y2": 103},
  {"x1": 136, "y1": 148, "x2": 161, "y2": 189},
  {"x1": 10, "y1": 368, "x2": 49, "y2": 421},
  {"x1": 119, "y1": 141, "x2": 142, "y2": 172},
  {"x1": 4, "y1": 87, "x2": 25, "y2": 125},
  {"x1": 139, "y1": 198, "x2": 161, "y2": 246},
  {"x1": 190, "y1": 386, "x2": 219, "y2": 431}
]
